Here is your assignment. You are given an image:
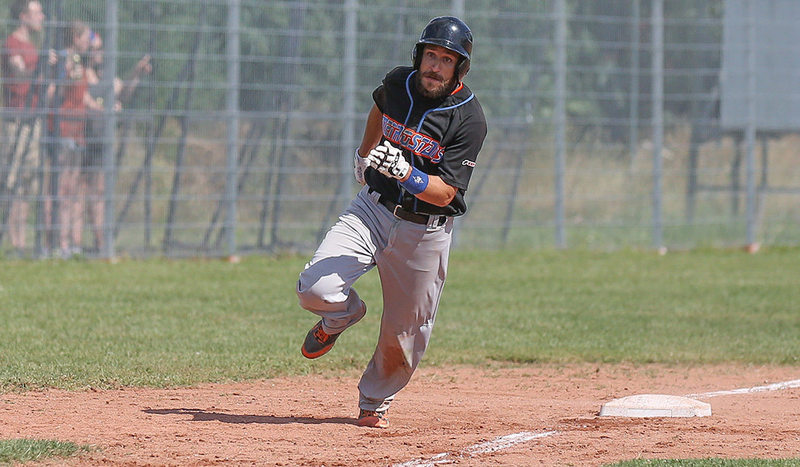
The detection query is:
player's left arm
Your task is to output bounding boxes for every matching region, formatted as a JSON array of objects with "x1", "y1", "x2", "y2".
[
  {"x1": 367, "y1": 142, "x2": 458, "y2": 207},
  {"x1": 368, "y1": 105, "x2": 486, "y2": 207},
  {"x1": 398, "y1": 172, "x2": 456, "y2": 207},
  {"x1": 419, "y1": 110, "x2": 487, "y2": 207}
]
